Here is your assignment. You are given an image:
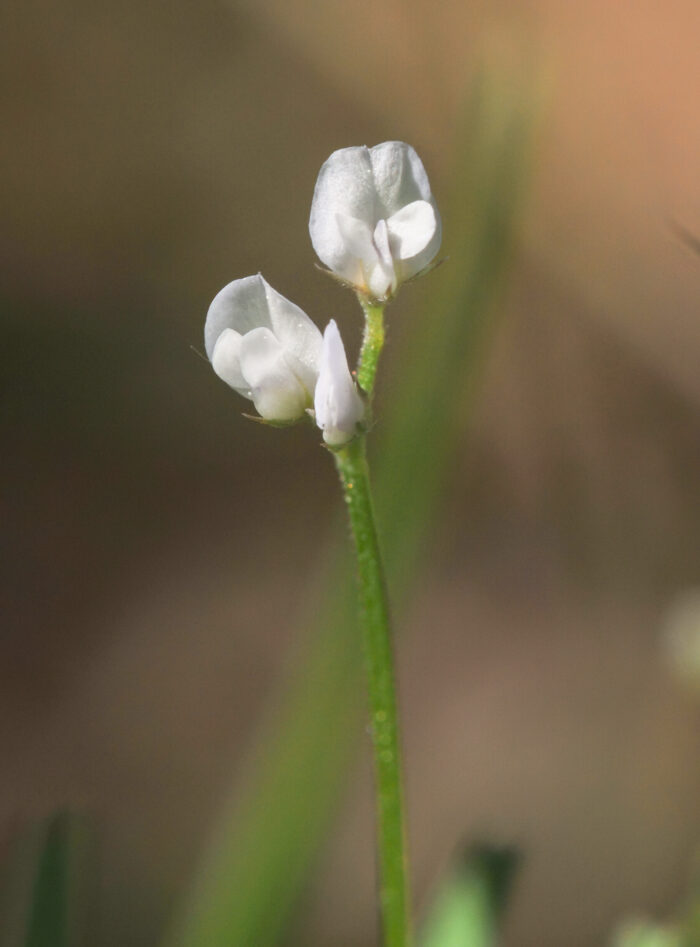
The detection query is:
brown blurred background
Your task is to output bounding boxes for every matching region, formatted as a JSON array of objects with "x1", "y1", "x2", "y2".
[{"x1": 2, "y1": 1, "x2": 700, "y2": 945}]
